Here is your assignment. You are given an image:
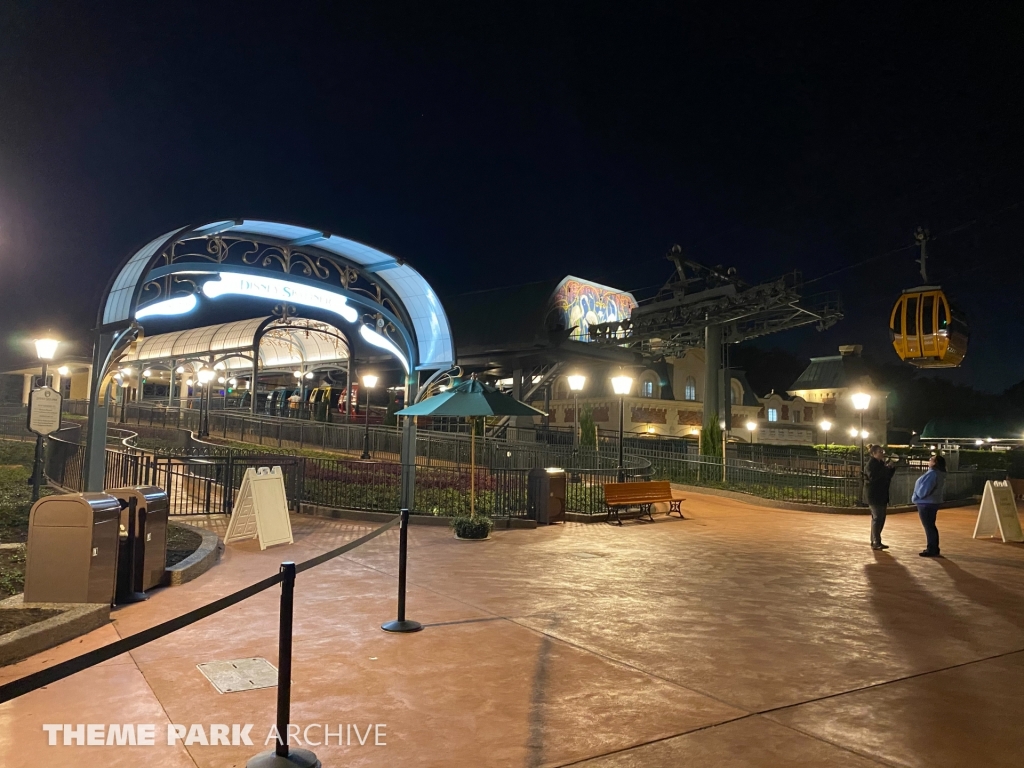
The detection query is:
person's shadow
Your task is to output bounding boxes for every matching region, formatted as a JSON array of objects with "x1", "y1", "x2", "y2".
[{"x1": 936, "y1": 558, "x2": 1024, "y2": 633}]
